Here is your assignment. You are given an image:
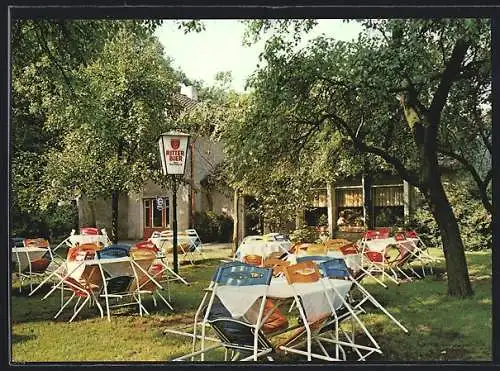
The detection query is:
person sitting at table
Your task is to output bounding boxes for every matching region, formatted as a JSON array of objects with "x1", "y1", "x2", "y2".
[{"x1": 337, "y1": 211, "x2": 348, "y2": 227}]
